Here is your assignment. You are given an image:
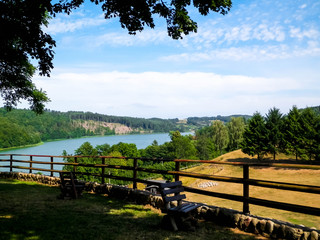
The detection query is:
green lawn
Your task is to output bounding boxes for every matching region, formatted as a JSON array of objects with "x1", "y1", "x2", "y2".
[{"x1": 0, "y1": 179, "x2": 264, "y2": 240}]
